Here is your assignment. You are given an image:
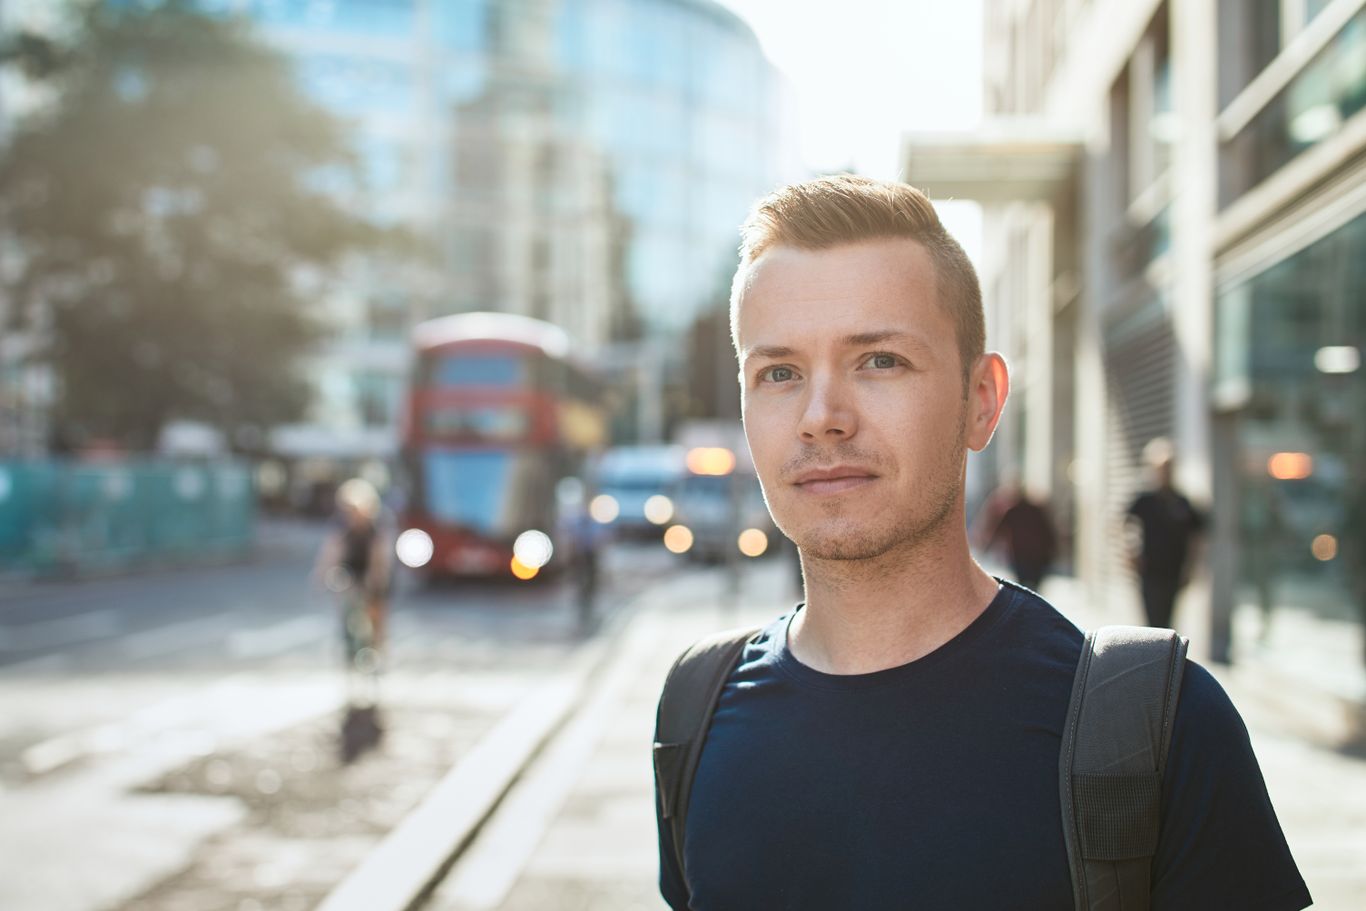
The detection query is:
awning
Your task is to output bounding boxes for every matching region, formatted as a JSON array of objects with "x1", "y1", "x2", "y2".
[{"x1": 901, "y1": 122, "x2": 1082, "y2": 203}]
